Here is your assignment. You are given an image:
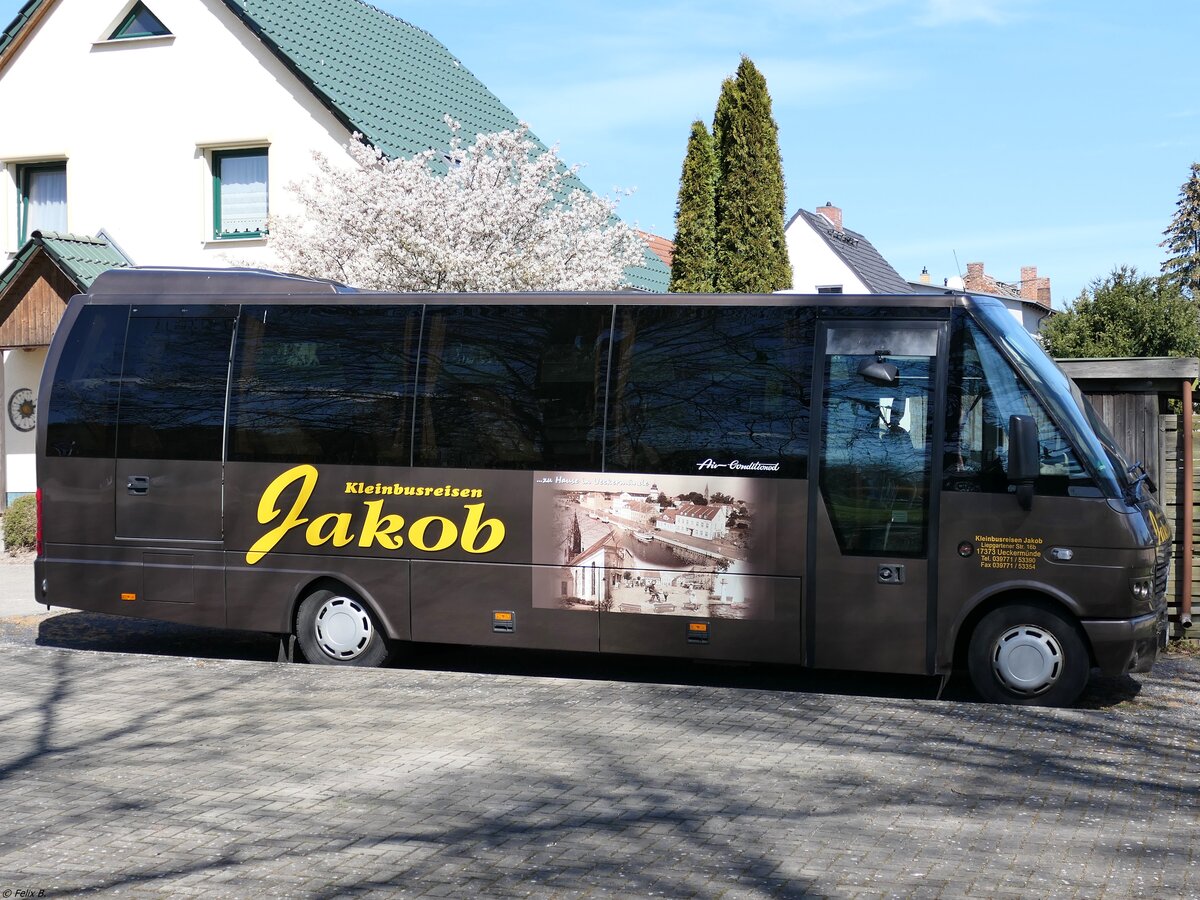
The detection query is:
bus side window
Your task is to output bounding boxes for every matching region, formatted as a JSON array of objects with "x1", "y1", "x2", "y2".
[
  {"x1": 229, "y1": 305, "x2": 419, "y2": 467},
  {"x1": 415, "y1": 306, "x2": 612, "y2": 471},
  {"x1": 605, "y1": 306, "x2": 814, "y2": 477},
  {"x1": 46, "y1": 305, "x2": 129, "y2": 458},
  {"x1": 117, "y1": 313, "x2": 235, "y2": 462}
]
